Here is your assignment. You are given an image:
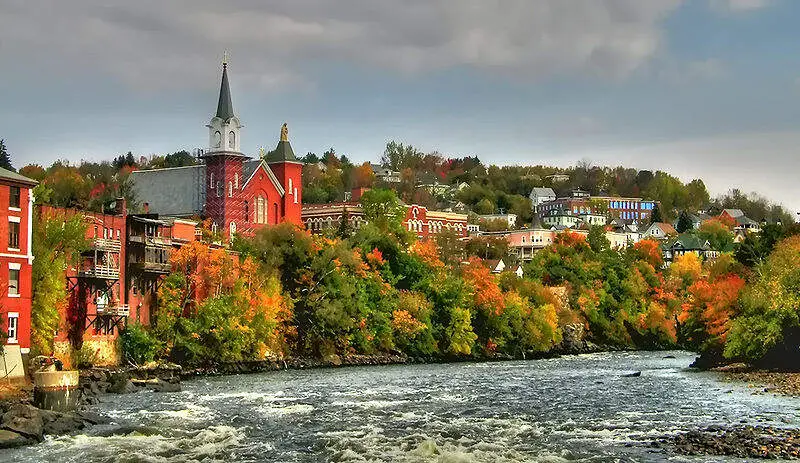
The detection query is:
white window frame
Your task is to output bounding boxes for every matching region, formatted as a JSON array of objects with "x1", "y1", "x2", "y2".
[
  {"x1": 8, "y1": 262, "x2": 21, "y2": 297},
  {"x1": 6, "y1": 312, "x2": 19, "y2": 344}
]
